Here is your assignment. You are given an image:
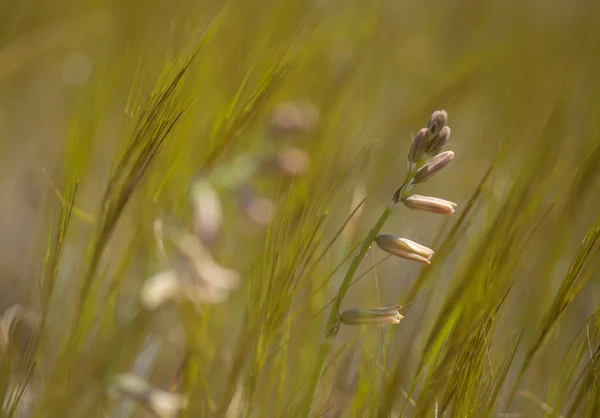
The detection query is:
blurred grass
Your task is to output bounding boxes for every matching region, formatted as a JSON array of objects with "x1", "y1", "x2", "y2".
[{"x1": 1, "y1": 0, "x2": 600, "y2": 416}]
